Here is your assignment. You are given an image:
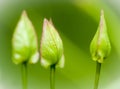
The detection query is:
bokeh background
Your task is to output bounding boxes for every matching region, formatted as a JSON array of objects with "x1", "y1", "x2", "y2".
[{"x1": 0, "y1": 0, "x2": 120, "y2": 89}]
